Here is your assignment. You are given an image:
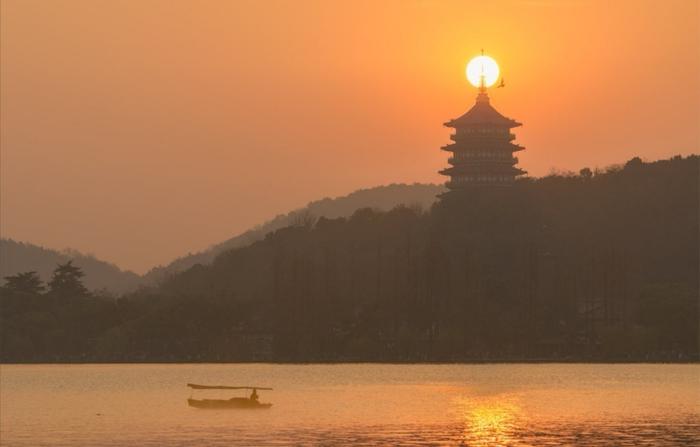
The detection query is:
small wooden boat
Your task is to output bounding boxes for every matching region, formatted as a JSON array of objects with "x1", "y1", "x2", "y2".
[{"x1": 186, "y1": 383, "x2": 273, "y2": 409}]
